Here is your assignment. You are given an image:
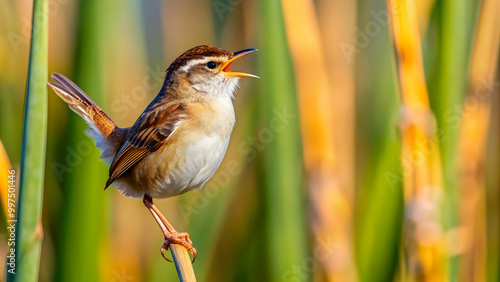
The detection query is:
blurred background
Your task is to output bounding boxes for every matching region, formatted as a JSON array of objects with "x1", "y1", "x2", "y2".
[{"x1": 0, "y1": 0, "x2": 499, "y2": 281}]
